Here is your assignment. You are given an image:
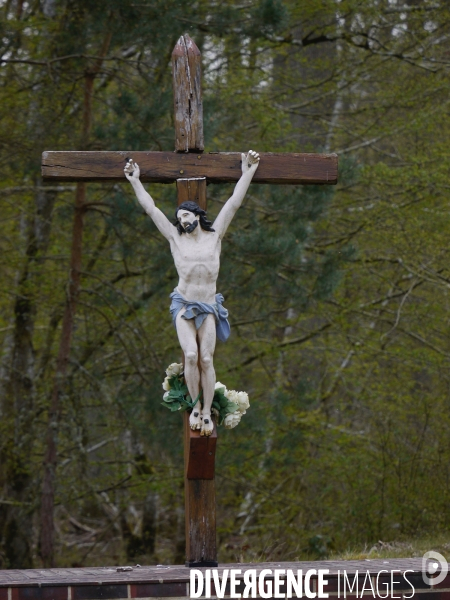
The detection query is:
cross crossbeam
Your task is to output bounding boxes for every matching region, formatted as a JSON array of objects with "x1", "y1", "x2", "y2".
[{"x1": 42, "y1": 150, "x2": 337, "y2": 185}]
